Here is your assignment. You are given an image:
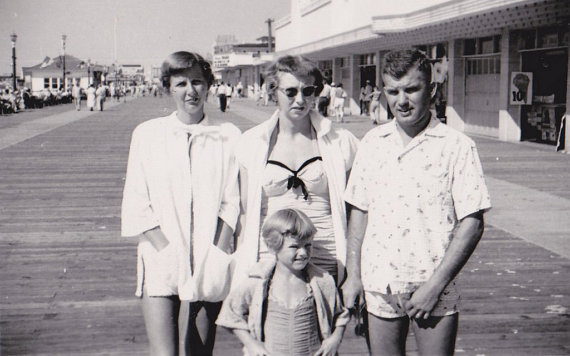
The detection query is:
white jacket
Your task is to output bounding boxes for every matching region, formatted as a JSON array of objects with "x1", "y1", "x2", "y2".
[
  {"x1": 233, "y1": 109, "x2": 358, "y2": 286},
  {"x1": 121, "y1": 112, "x2": 240, "y2": 300}
]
